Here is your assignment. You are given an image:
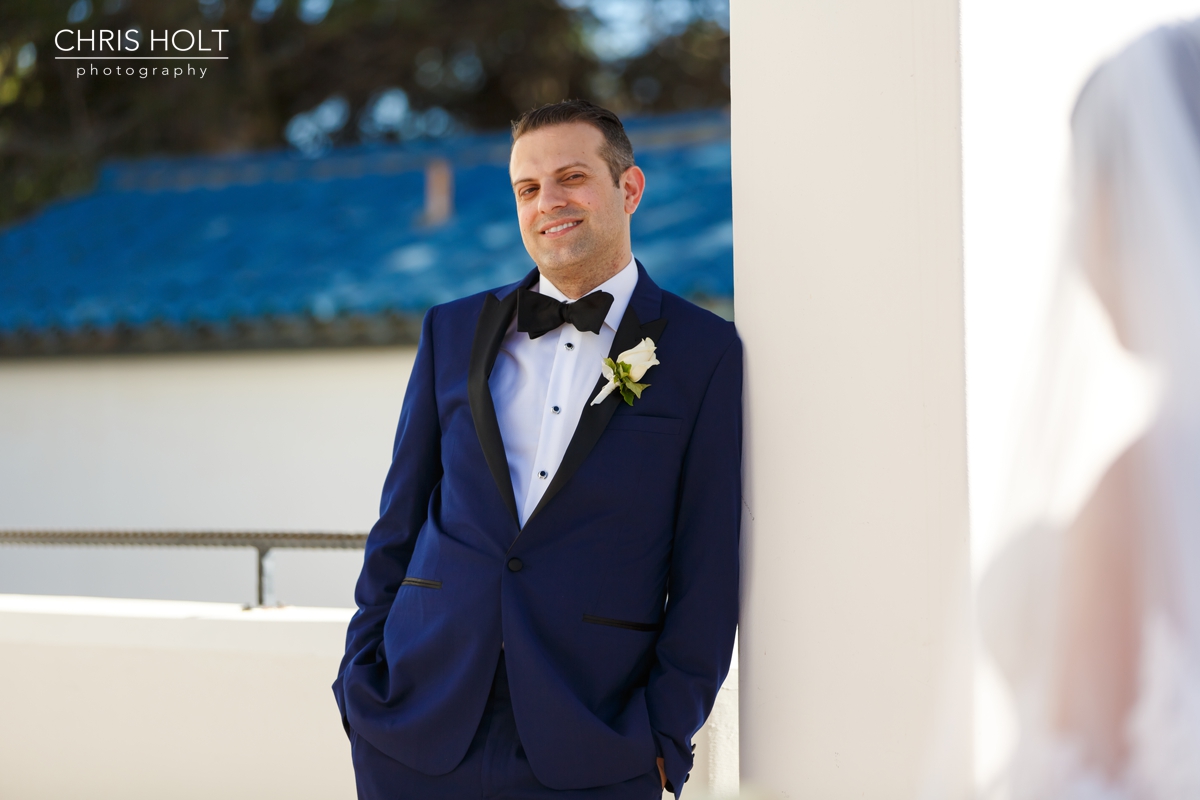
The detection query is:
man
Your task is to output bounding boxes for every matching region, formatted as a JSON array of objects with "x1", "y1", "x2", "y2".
[{"x1": 334, "y1": 99, "x2": 741, "y2": 799}]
